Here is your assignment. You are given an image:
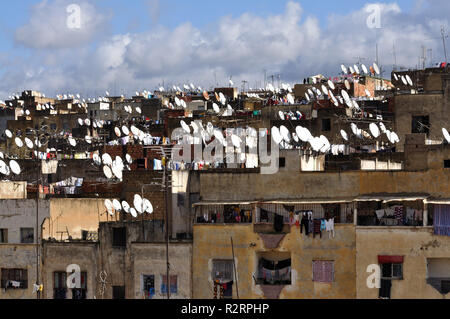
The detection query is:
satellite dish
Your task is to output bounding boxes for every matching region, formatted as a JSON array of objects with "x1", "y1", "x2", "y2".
[
  {"x1": 319, "y1": 135, "x2": 331, "y2": 153},
  {"x1": 393, "y1": 73, "x2": 399, "y2": 81},
  {"x1": 213, "y1": 129, "x2": 224, "y2": 143},
  {"x1": 134, "y1": 194, "x2": 143, "y2": 213},
  {"x1": 406, "y1": 75, "x2": 413, "y2": 86},
  {"x1": 9, "y1": 160, "x2": 21, "y2": 175},
  {"x1": 231, "y1": 135, "x2": 241, "y2": 148},
  {"x1": 102, "y1": 153, "x2": 113, "y2": 166},
  {"x1": 341, "y1": 64, "x2": 348, "y2": 74},
  {"x1": 369, "y1": 123, "x2": 380, "y2": 138},
  {"x1": 136, "y1": 107, "x2": 142, "y2": 114},
  {"x1": 373, "y1": 62, "x2": 380, "y2": 75},
  {"x1": 180, "y1": 120, "x2": 190, "y2": 134},
  {"x1": 93, "y1": 153, "x2": 102, "y2": 165},
  {"x1": 0, "y1": 152, "x2": 3, "y2": 159},
  {"x1": 15, "y1": 137, "x2": 23, "y2": 148},
  {"x1": 125, "y1": 154, "x2": 133, "y2": 164},
  {"x1": 112, "y1": 165, "x2": 123, "y2": 180},
  {"x1": 305, "y1": 93, "x2": 310, "y2": 102},
  {"x1": 361, "y1": 64, "x2": 368, "y2": 74},
  {"x1": 344, "y1": 80, "x2": 351, "y2": 91},
  {"x1": 112, "y1": 199, "x2": 122, "y2": 211},
  {"x1": 349, "y1": 66, "x2": 355, "y2": 74},
  {"x1": 352, "y1": 100, "x2": 360, "y2": 110},
  {"x1": 122, "y1": 126, "x2": 130, "y2": 136},
  {"x1": 143, "y1": 199, "x2": 153, "y2": 214},
  {"x1": 401, "y1": 76, "x2": 407, "y2": 85},
  {"x1": 25, "y1": 138, "x2": 34, "y2": 149},
  {"x1": 271, "y1": 127, "x2": 283, "y2": 145},
  {"x1": 280, "y1": 125, "x2": 291, "y2": 143},
  {"x1": 213, "y1": 103, "x2": 220, "y2": 113},
  {"x1": 321, "y1": 85, "x2": 328, "y2": 96},
  {"x1": 354, "y1": 64, "x2": 360, "y2": 74},
  {"x1": 279, "y1": 111, "x2": 285, "y2": 120},
  {"x1": 327, "y1": 80, "x2": 335, "y2": 90},
  {"x1": 78, "y1": 118, "x2": 84, "y2": 126},
  {"x1": 122, "y1": 201, "x2": 131, "y2": 213},
  {"x1": 130, "y1": 125, "x2": 139, "y2": 136},
  {"x1": 103, "y1": 165, "x2": 113, "y2": 179},
  {"x1": 104, "y1": 199, "x2": 113, "y2": 214},
  {"x1": 287, "y1": 94, "x2": 295, "y2": 104},
  {"x1": 442, "y1": 128, "x2": 450, "y2": 143},
  {"x1": 340, "y1": 130, "x2": 349, "y2": 141},
  {"x1": 130, "y1": 208, "x2": 137, "y2": 218},
  {"x1": 85, "y1": 136, "x2": 92, "y2": 144},
  {"x1": 203, "y1": 91, "x2": 210, "y2": 101},
  {"x1": 84, "y1": 119, "x2": 91, "y2": 126},
  {"x1": 115, "y1": 127, "x2": 121, "y2": 137},
  {"x1": 292, "y1": 133, "x2": 299, "y2": 143},
  {"x1": 391, "y1": 132, "x2": 400, "y2": 144},
  {"x1": 350, "y1": 123, "x2": 358, "y2": 135},
  {"x1": 341, "y1": 90, "x2": 350, "y2": 102},
  {"x1": 5, "y1": 130, "x2": 12, "y2": 139}
]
